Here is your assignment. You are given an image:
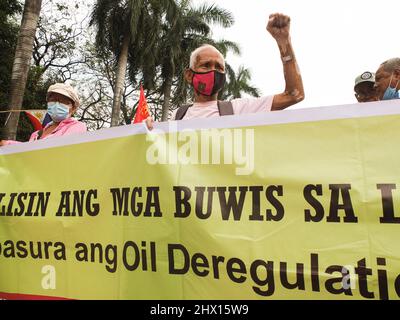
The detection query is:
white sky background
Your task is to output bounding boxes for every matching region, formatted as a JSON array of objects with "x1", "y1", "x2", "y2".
[{"x1": 211, "y1": 0, "x2": 399, "y2": 109}]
